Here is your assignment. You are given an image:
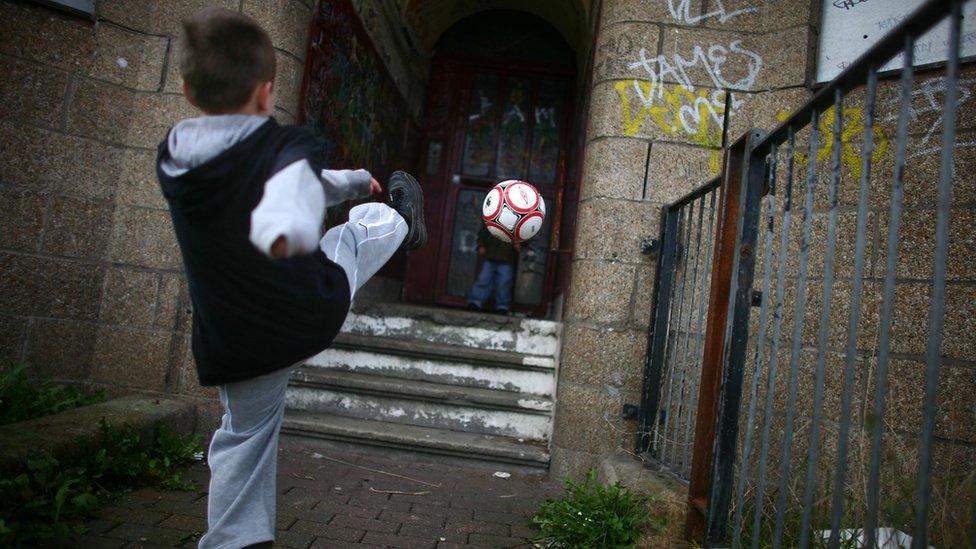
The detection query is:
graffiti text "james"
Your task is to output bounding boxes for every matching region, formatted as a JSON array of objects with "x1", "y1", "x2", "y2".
[{"x1": 627, "y1": 40, "x2": 763, "y2": 106}]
